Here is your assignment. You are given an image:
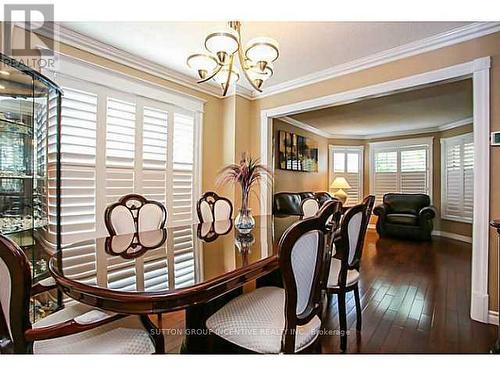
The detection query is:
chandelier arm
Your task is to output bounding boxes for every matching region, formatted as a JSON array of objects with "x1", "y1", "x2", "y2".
[
  {"x1": 235, "y1": 27, "x2": 263, "y2": 93},
  {"x1": 196, "y1": 63, "x2": 223, "y2": 84},
  {"x1": 237, "y1": 47, "x2": 263, "y2": 93},
  {"x1": 222, "y1": 54, "x2": 235, "y2": 97}
]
